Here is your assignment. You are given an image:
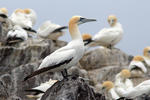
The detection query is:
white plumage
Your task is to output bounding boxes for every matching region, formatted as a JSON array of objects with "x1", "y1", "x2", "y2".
[
  {"x1": 7, "y1": 25, "x2": 28, "y2": 42},
  {"x1": 10, "y1": 9, "x2": 32, "y2": 29},
  {"x1": 38, "y1": 20, "x2": 67, "y2": 40},
  {"x1": 93, "y1": 15, "x2": 123, "y2": 48},
  {"x1": 24, "y1": 16, "x2": 96, "y2": 81}
]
